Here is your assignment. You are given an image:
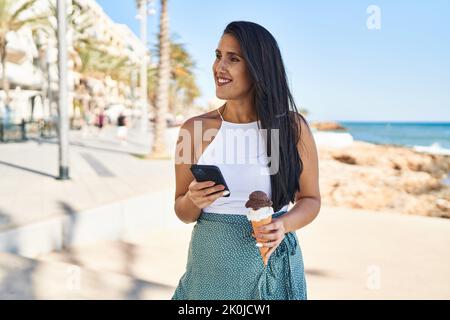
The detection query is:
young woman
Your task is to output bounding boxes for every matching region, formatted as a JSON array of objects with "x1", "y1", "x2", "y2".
[{"x1": 172, "y1": 21, "x2": 320, "y2": 300}]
